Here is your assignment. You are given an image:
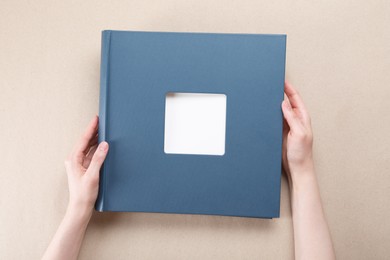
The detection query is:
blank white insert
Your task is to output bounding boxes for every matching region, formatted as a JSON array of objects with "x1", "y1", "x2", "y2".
[{"x1": 164, "y1": 92, "x2": 227, "y2": 156}]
